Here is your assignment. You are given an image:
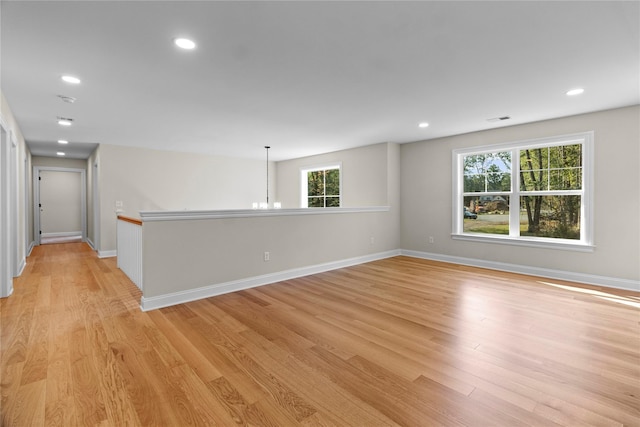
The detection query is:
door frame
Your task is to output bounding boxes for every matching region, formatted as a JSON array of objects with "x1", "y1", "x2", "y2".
[
  {"x1": 9, "y1": 131, "x2": 19, "y2": 277},
  {"x1": 92, "y1": 160, "x2": 101, "y2": 251},
  {"x1": 0, "y1": 119, "x2": 13, "y2": 297},
  {"x1": 33, "y1": 166, "x2": 87, "y2": 246}
]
